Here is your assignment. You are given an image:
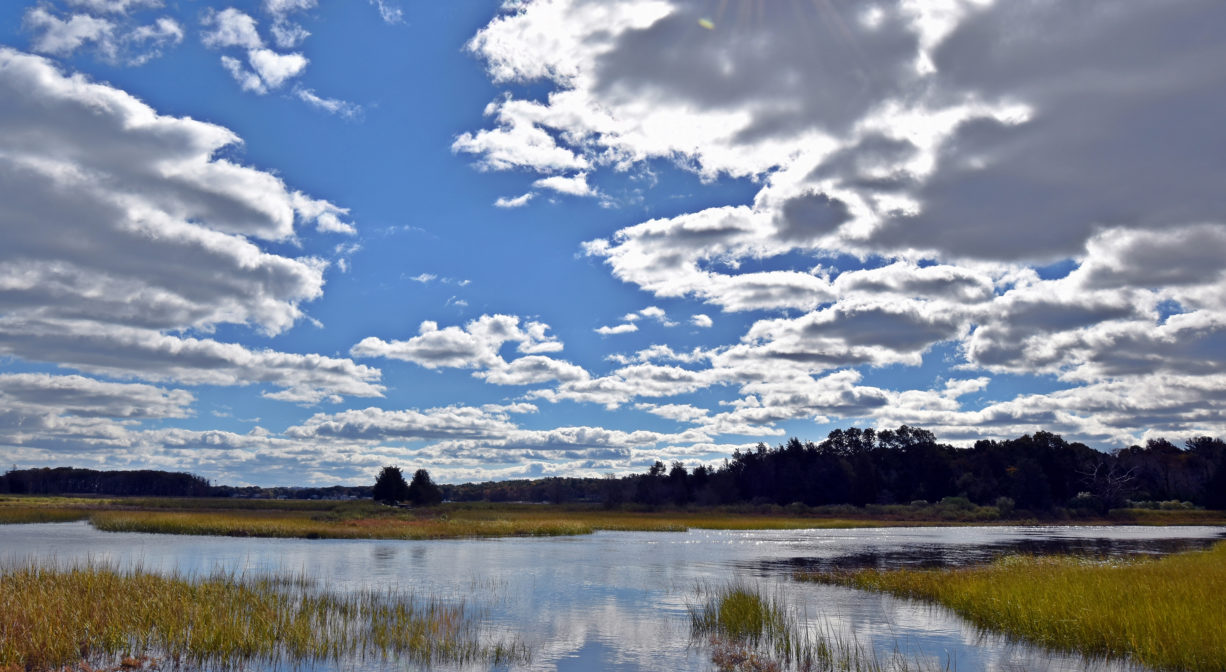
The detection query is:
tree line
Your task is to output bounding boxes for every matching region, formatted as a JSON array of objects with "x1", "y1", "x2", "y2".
[
  {"x1": 445, "y1": 427, "x2": 1226, "y2": 512},
  {"x1": 0, "y1": 467, "x2": 212, "y2": 497},
  {"x1": 4, "y1": 427, "x2": 1223, "y2": 512}
]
